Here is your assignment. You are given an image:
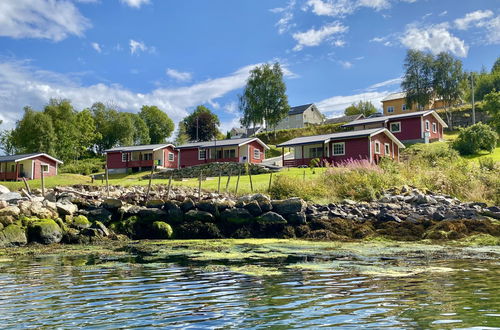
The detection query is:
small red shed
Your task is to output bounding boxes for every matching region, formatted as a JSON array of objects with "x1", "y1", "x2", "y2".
[
  {"x1": 105, "y1": 144, "x2": 178, "y2": 173},
  {"x1": 0, "y1": 153, "x2": 62, "y2": 181},
  {"x1": 175, "y1": 137, "x2": 269, "y2": 168},
  {"x1": 276, "y1": 128, "x2": 404, "y2": 167},
  {"x1": 342, "y1": 110, "x2": 448, "y2": 144}
]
